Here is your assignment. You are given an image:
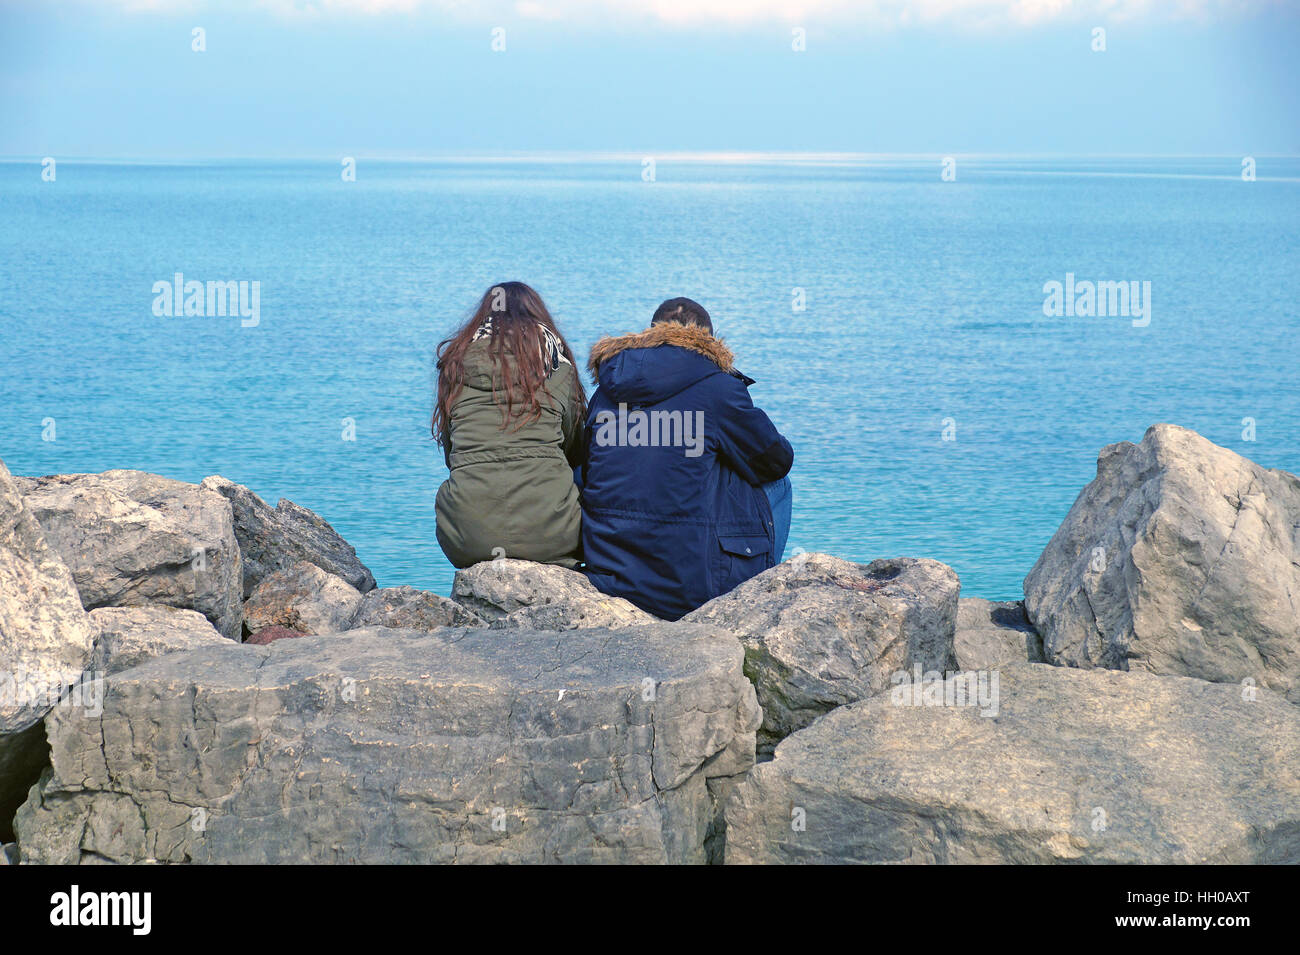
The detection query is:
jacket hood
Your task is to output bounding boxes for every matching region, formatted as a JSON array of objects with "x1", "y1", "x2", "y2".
[
  {"x1": 587, "y1": 322, "x2": 735, "y2": 405},
  {"x1": 458, "y1": 336, "x2": 571, "y2": 392},
  {"x1": 459, "y1": 339, "x2": 497, "y2": 390}
]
